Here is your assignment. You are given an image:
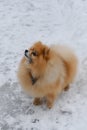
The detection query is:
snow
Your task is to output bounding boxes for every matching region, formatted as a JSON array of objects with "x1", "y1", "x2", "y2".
[{"x1": 0, "y1": 0, "x2": 87, "y2": 129}]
